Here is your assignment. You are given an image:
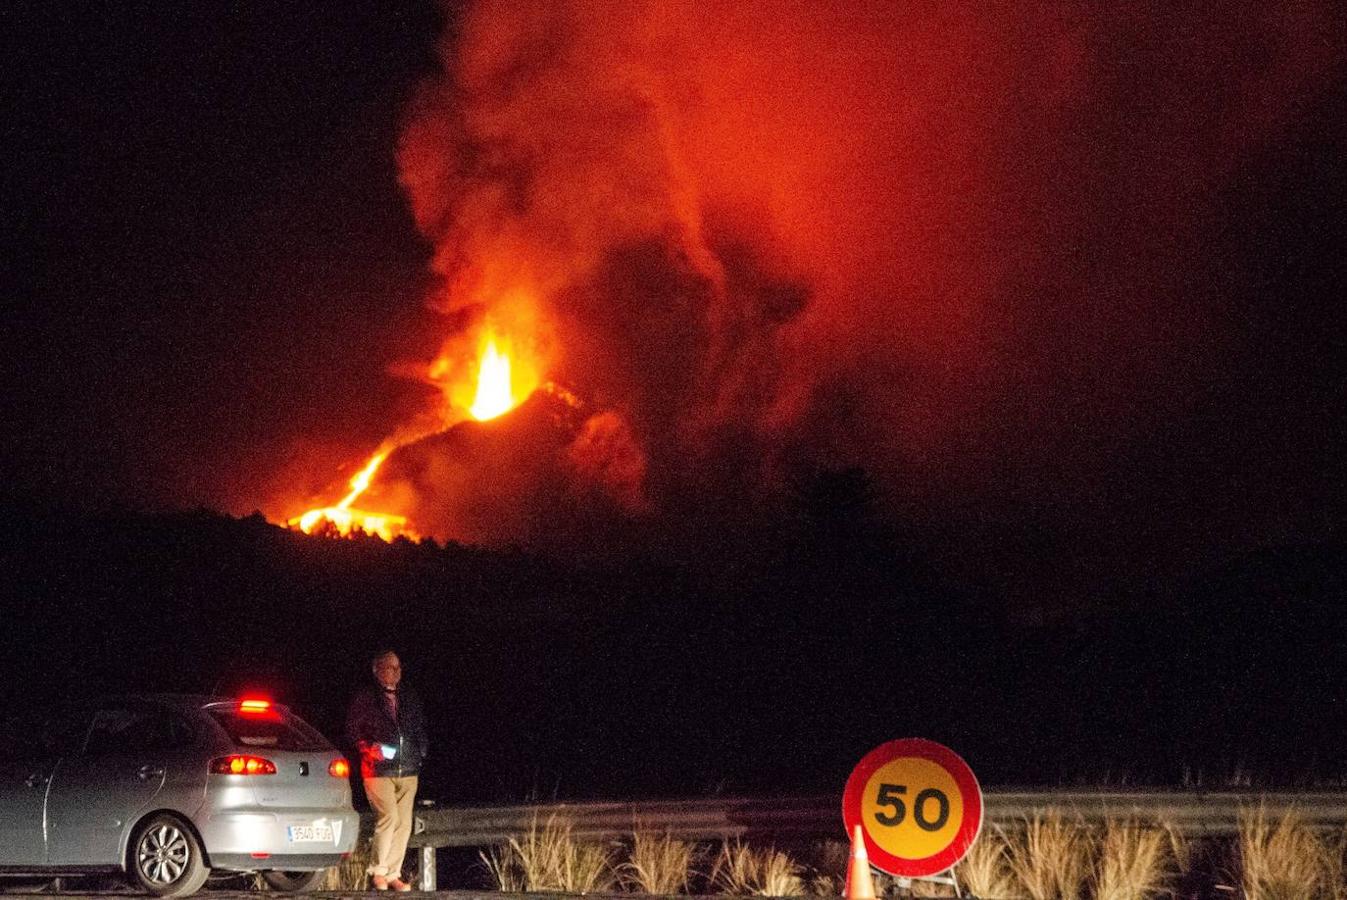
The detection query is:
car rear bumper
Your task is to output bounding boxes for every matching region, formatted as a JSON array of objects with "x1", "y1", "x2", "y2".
[
  {"x1": 209, "y1": 852, "x2": 350, "y2": 872},
  {"x1": 198, "y1": 808, "x2": 359, "y2": 862}
]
